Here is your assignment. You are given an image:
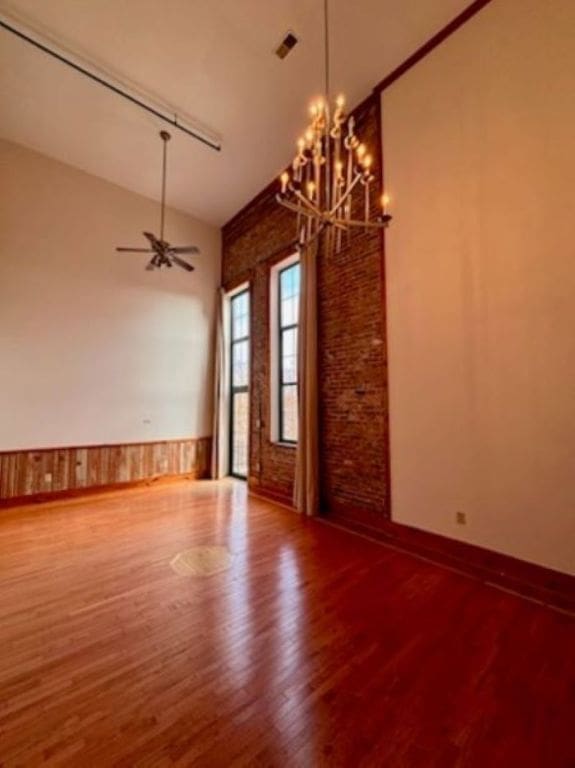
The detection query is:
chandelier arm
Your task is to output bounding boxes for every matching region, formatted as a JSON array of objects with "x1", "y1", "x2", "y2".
[
  {"x1": 280, "y1": 200, "x2": 389, "y2": 231},
  {"x1": 280, "y1": 202, "x2": 390, "y2": 229},
  {"x1": 276, "y1": 195, "x2": 321, "y2": 220},
  {"x1": 329, "y1": 172, "x2": 363, "y2": 217},
  {"x1": 298, "y1": 220, "x2": 329, "y2": 250},
  {"x1": 293, "y1": 190, "x2": 324, "y2": 217},
  {"x1": 332, "y1": 216, "x2": 390, "y2": 229}
]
